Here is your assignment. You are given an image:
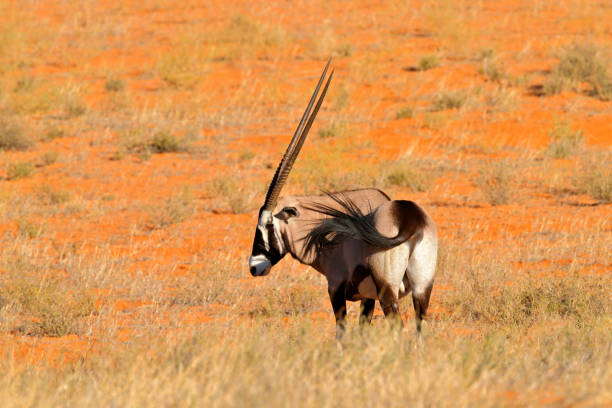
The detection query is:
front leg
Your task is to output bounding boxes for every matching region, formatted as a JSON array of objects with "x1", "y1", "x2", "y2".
[
  {"x1": 328, "y1": 282, "x2": 347, "y2": 340},
  {"x1": 359, "y1": 298, "x2": 375, "y2": 326}
]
